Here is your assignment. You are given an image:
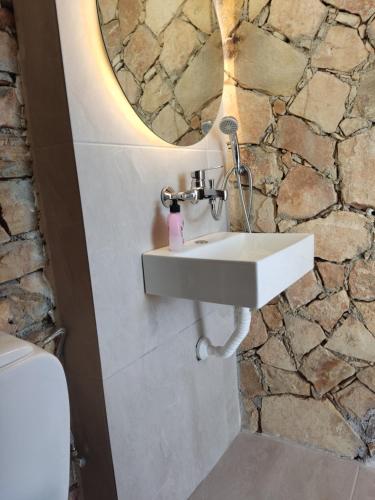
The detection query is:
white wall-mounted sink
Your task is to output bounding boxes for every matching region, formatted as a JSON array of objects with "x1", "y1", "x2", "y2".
[{"x1": 142, "y1": 232, "x2": 314, "y2": 309}]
